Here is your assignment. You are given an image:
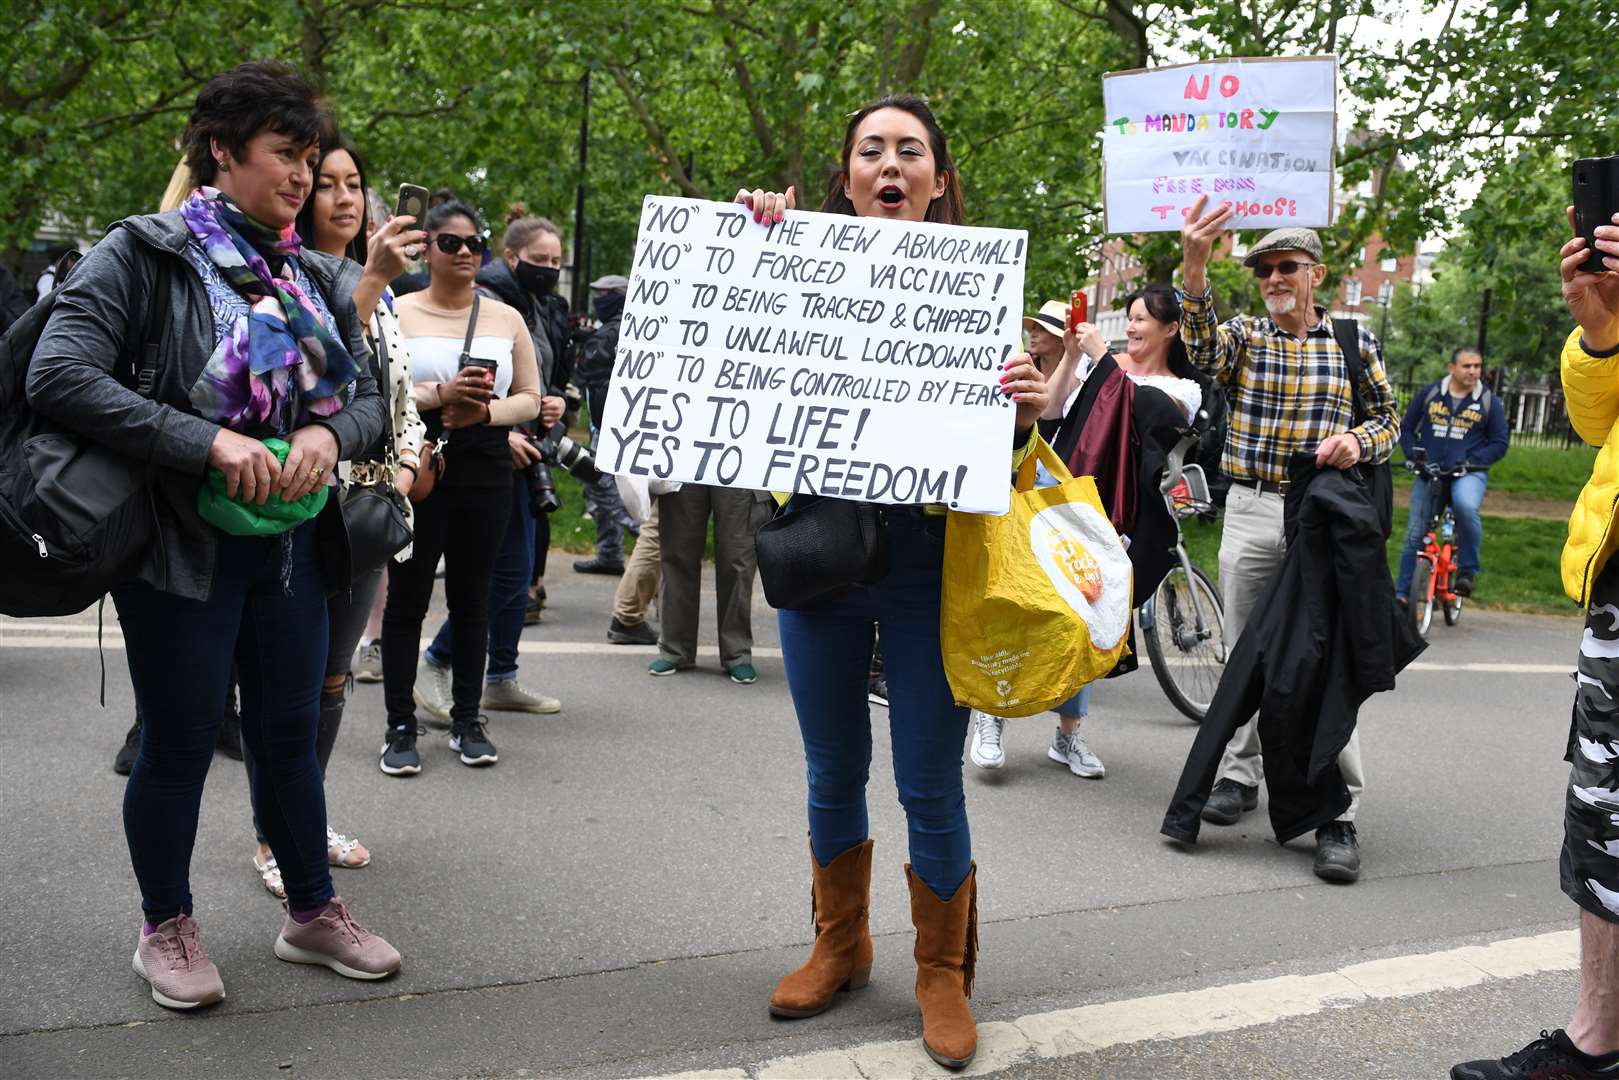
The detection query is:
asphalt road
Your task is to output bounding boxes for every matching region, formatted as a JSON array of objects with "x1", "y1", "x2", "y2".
[{"x1": 0, "y1": 568, "x2": 1591, "y2": 1079}]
